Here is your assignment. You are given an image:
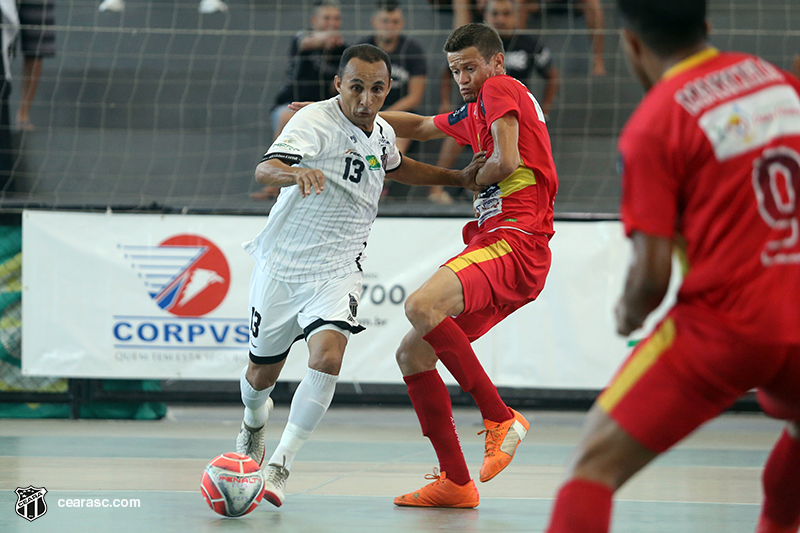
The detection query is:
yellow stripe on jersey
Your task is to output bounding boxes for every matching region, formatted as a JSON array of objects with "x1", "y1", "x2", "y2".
[
  {"x1": 597, "y1": 317, "x2": 677, "y2": 413},
  {"x1": 662, "y1": 47, "x2": 719, "y2": 80},
  {"x1": 498, "y1": 165, "x2": 537, "y2": 197},
  {"x1": 446, "y1": 239, "x2": 513, "y2": 273}
]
